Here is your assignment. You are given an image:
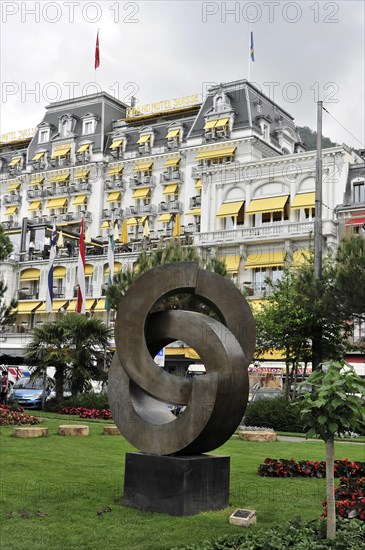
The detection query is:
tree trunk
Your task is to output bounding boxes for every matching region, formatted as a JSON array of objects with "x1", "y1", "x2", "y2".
[
  {"x1": 54, "y1": 365, "x2": 64, "y2": 403},
  {"x1": 312, "y1": 326, "x2": 323, "y2": 370},
  {"x1": 325, "y1": 436, "x2": 336, "y2": 540}
]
